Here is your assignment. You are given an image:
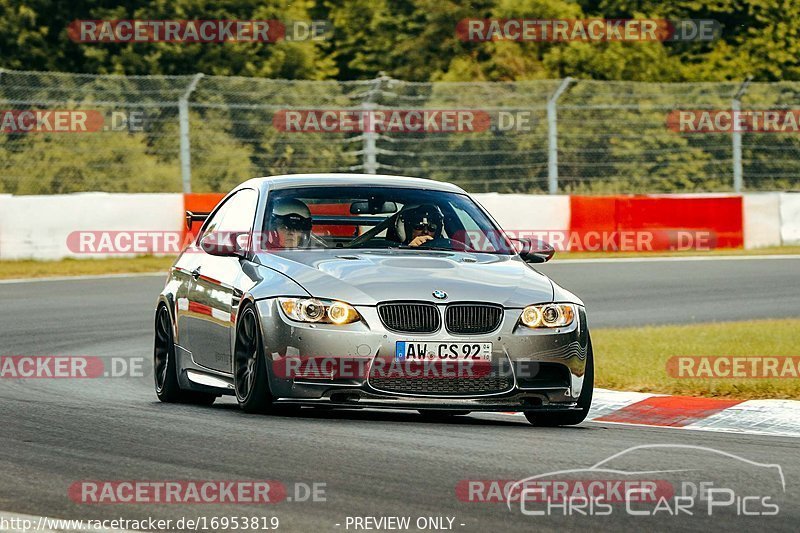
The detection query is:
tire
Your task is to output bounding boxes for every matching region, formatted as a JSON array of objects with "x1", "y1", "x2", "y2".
[
  {"x1": 154, "y1": 304, "x2": 217, "y2": 406},
  {"x1": 525, "y1": 336, "x2": 594, "y2": 427},
  {"x1": 418, "y1": 410, "x2": 471, "y2": 419},
  {"x1": 233, "y1": 305, "x2": 275, "y2": 414}
]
